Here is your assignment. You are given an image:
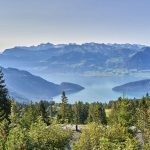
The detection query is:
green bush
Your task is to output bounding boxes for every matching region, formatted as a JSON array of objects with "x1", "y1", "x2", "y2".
[{"x1": 72, "y1": 123, "x2": 138, "y2": 150}]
